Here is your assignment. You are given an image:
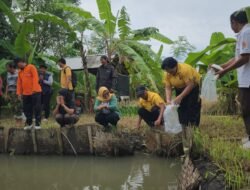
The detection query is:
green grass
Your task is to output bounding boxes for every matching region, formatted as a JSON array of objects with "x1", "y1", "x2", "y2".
[{"x1": 195, "y1": 116, "x2": 250, "y2": 189}]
